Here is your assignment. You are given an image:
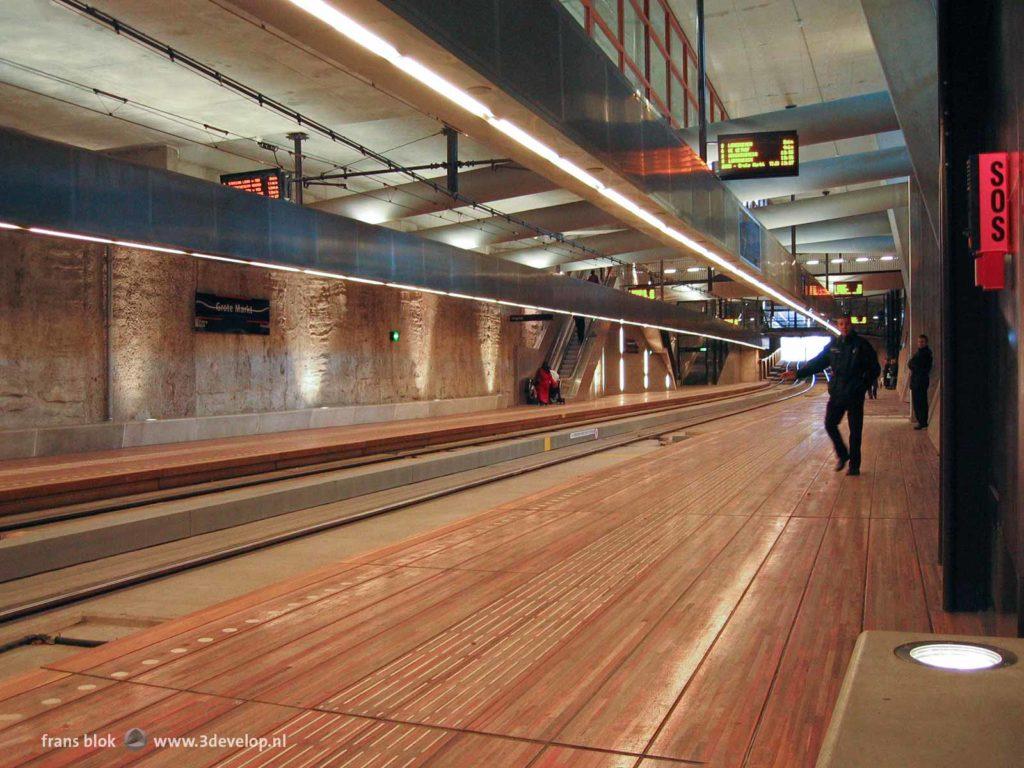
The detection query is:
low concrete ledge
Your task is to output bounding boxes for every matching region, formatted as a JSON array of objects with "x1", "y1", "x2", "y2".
[
  {"x1": 0, "y1": 395, "x2": 504, "y2": 460},
  {"x1": 817, "y1": 630, "x2": 1024, "y2": 768},
  {"x1": 0, "y1": 388, "x2": 782, "y2": 582}
]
